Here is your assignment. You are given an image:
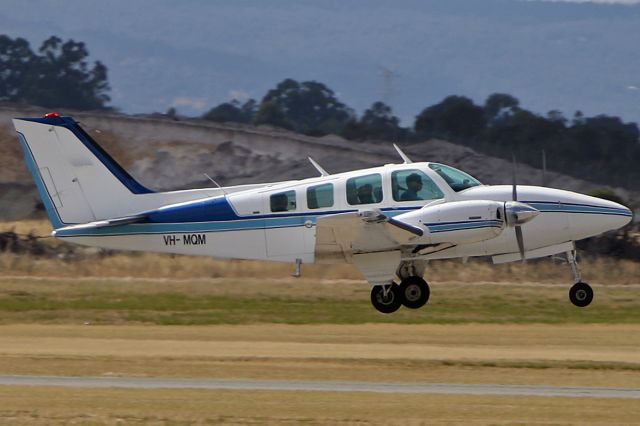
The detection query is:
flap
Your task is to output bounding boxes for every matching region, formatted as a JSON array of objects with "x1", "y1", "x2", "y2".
[{"x1": 314, "y1": 210, "x2": 422, "y2": 263}]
